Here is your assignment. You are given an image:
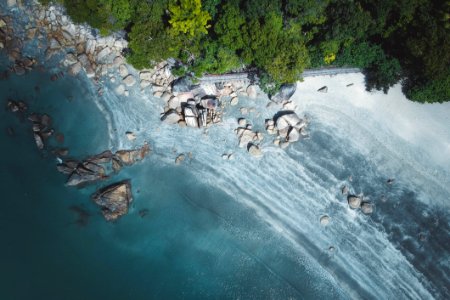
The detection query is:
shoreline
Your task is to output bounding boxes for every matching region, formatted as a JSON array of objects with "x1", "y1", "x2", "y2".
[{"x1": 2, "y1": 2, "x2": 450, "y2": 298}]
